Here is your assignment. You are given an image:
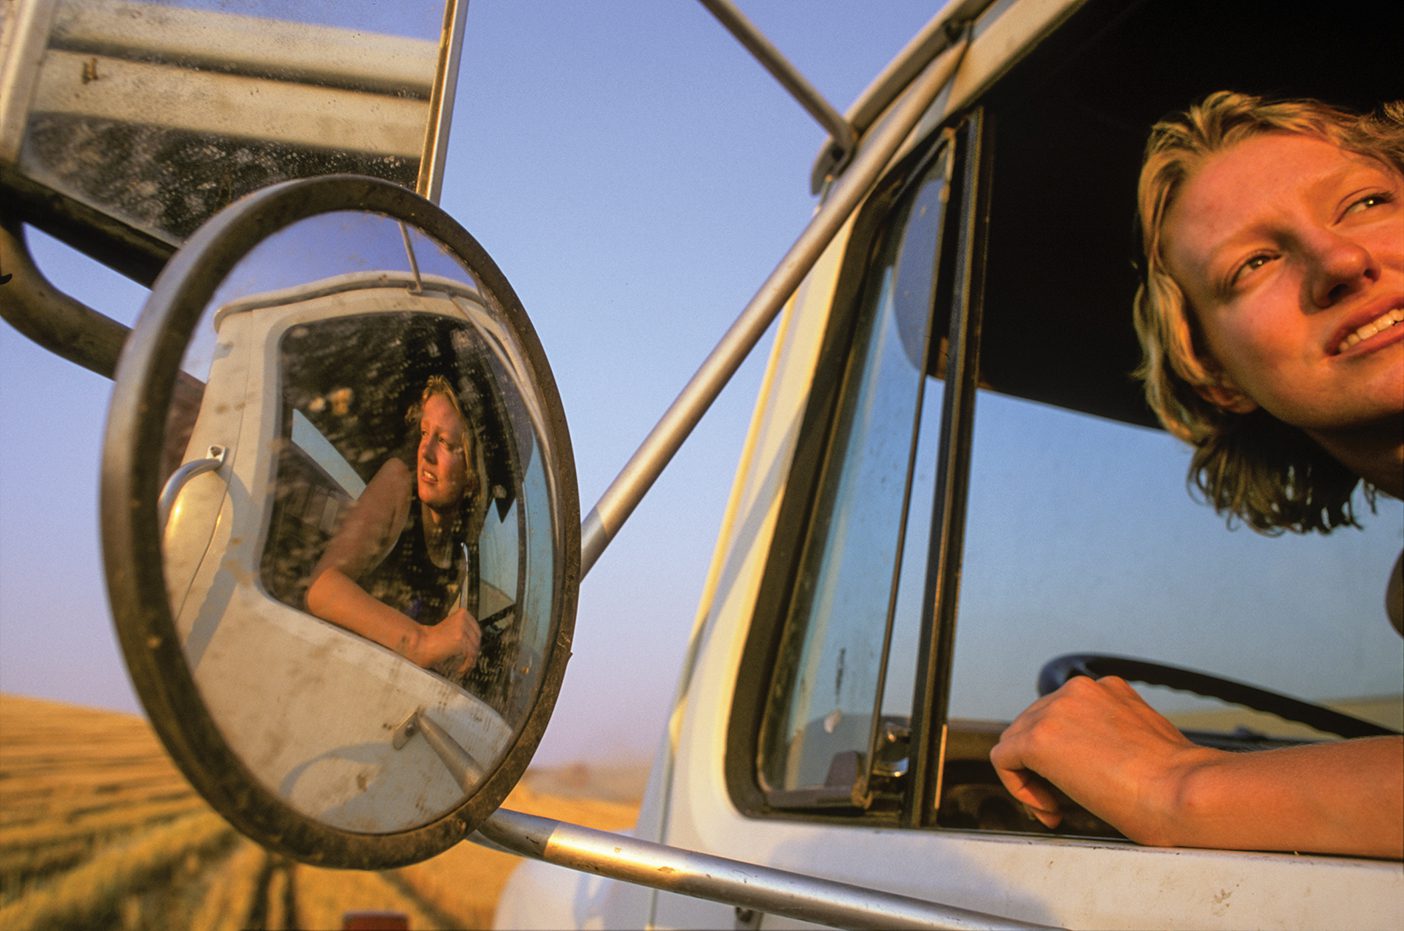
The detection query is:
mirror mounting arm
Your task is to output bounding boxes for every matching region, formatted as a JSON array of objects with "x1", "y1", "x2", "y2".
[
  {"x1": 472, "y1": 807, "x2": 1051, "y2": 930},
  {"x1": 0, "y1": 216, "x2": 131, "y2": 379},
  {"x1": 579, "y1": 31, "x2": 970, "y2": 577},
  {"x1": 410, "y1": 708, "x2": 489, "y2": 791}
]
